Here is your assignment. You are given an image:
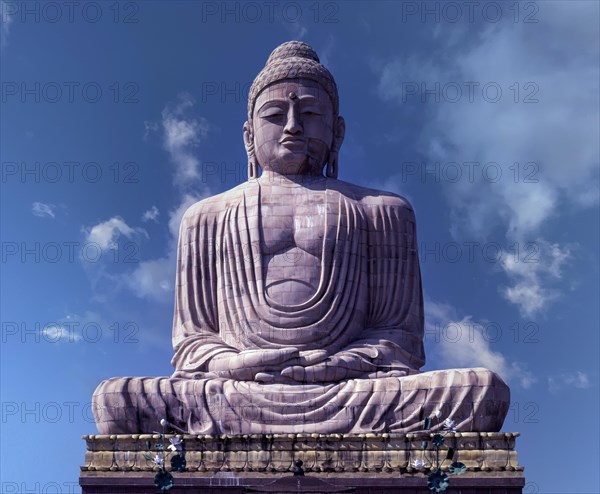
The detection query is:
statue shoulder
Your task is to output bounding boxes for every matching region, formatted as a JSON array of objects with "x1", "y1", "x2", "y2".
[
  {"x1": 332, "y1": 179, "x2": 416, "y2": 219},
  {"x1": 179, "y1": 182, "x2": 252, "y2": 226}
]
